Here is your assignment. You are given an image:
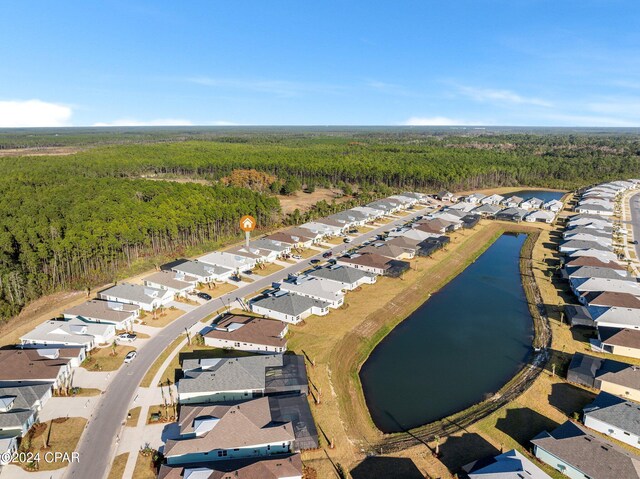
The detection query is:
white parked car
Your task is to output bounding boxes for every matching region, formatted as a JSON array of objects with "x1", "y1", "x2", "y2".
[{"x1": 124, "y1": 351, "x2": 137, "y2": 363}]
